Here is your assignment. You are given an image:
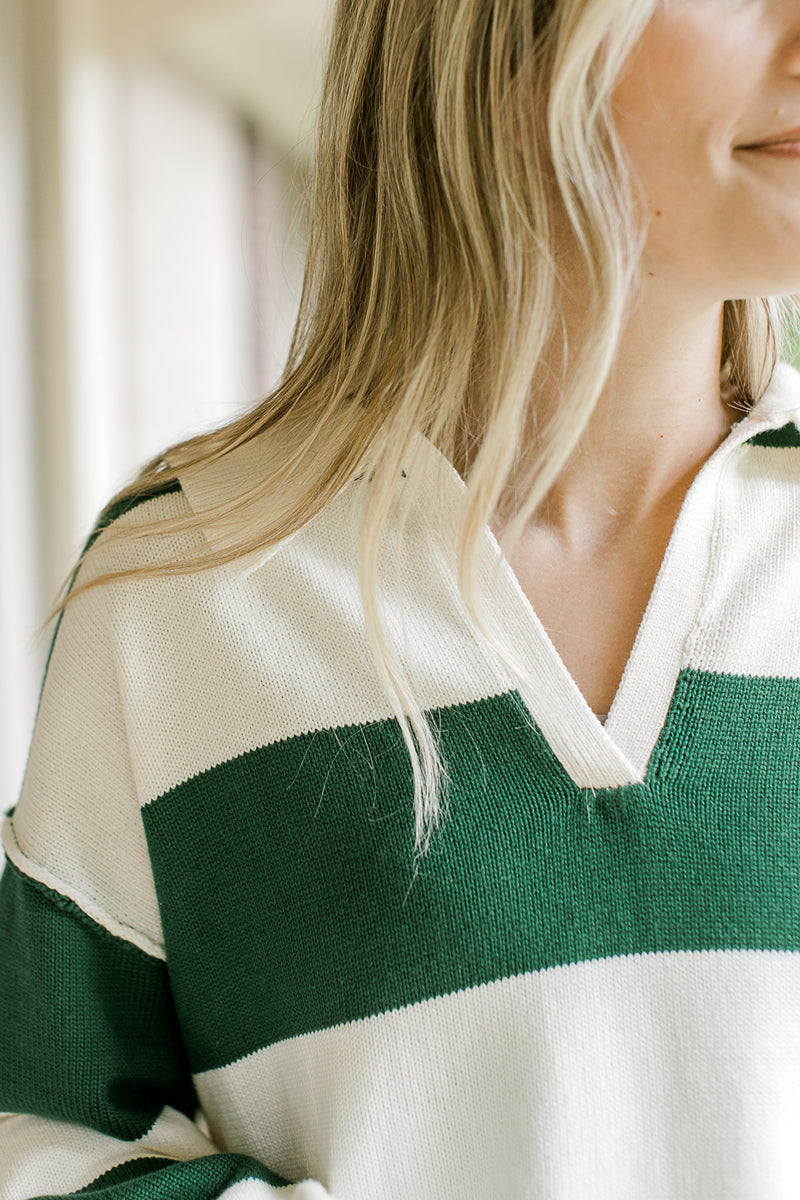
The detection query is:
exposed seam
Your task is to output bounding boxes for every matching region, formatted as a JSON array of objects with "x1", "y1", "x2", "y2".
[{"x1": 2, "y1": 817, "x2": 166, "y2": 961}]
